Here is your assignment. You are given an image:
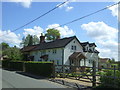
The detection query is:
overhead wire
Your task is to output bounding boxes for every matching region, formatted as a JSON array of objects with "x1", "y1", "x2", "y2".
[
  {"x1": 51, "y1": 1, "x2": 120, "y2": 29},
  {"x1": 1, "y1": 1, "x2": 120, "y2": 37},
  {"x1": 0, "y1": 0, "x2": 69, "y2": 37}
]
